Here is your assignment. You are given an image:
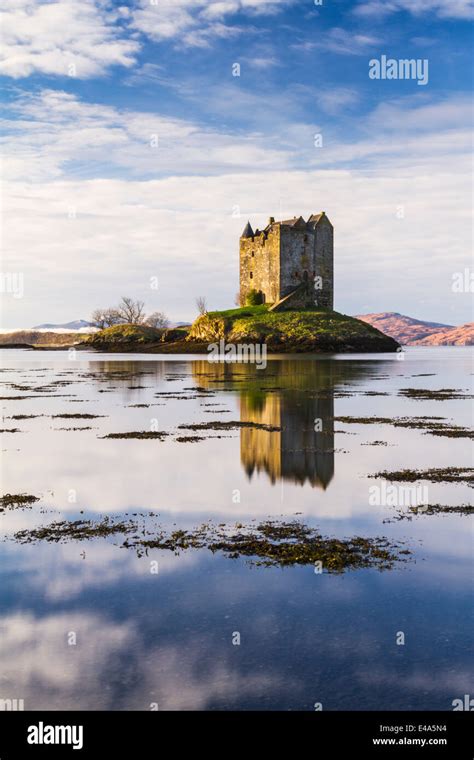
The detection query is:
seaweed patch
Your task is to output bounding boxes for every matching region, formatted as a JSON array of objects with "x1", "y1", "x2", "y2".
[{"x1": 1, "y1": 493, "x2": 40, "y2": 513}]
